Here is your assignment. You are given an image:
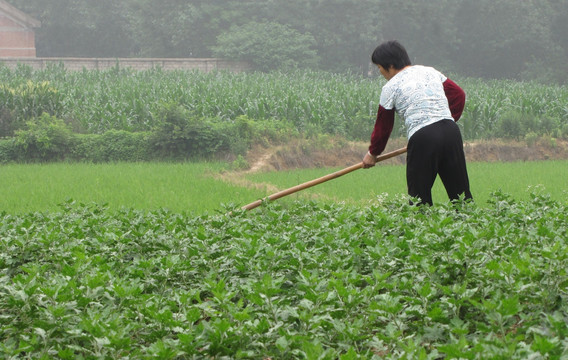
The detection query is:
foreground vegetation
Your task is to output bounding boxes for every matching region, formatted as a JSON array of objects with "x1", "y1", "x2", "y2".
[{"x1": 1, "y1": 193, "x2": 567, "y2": 358}]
